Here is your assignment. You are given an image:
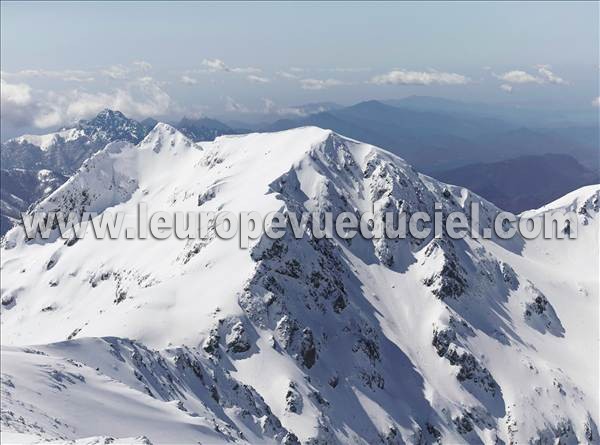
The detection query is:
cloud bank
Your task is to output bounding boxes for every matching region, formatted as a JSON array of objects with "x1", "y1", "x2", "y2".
[
  {"x1": 369, "y1": 70, "x2": 470, "y2": 85},
  {"x1": 495, "y1": 65, "x2": 568, "y2": 85}
]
